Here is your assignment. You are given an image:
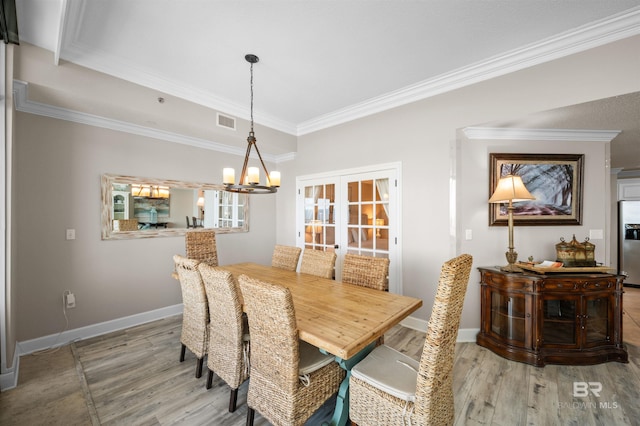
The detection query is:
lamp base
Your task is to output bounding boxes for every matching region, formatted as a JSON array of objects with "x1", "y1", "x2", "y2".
[{"x1": 499, "y1": 263, "x2": 523, "y2": 273}]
